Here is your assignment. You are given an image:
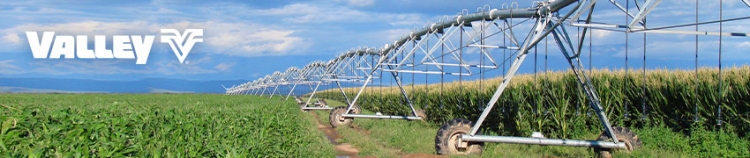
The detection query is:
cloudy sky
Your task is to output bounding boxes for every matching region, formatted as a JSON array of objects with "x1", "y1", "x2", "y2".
[{"x1": 0, "y1": 0, "x2": 748, "y2": 82}]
